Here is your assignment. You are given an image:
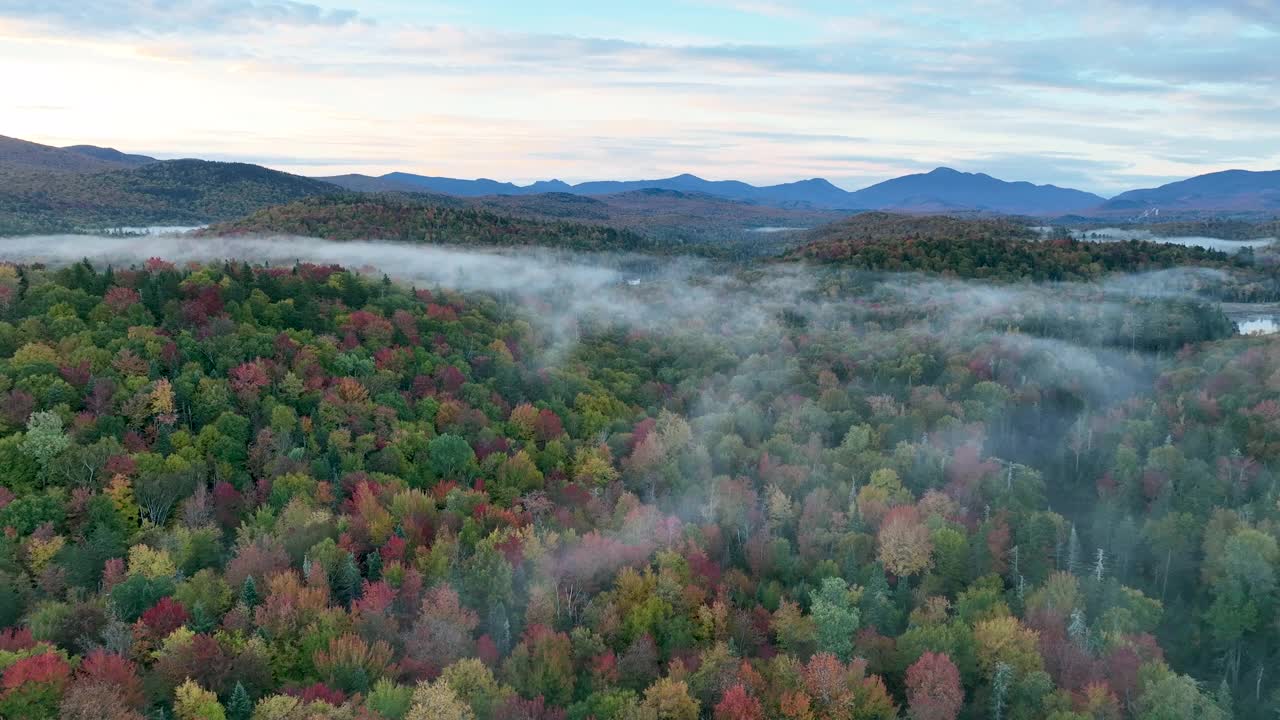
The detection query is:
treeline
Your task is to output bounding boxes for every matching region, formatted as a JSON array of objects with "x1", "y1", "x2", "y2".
[{"x1": 202, "y1": 195, "x2": 689, "y2": 255}]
